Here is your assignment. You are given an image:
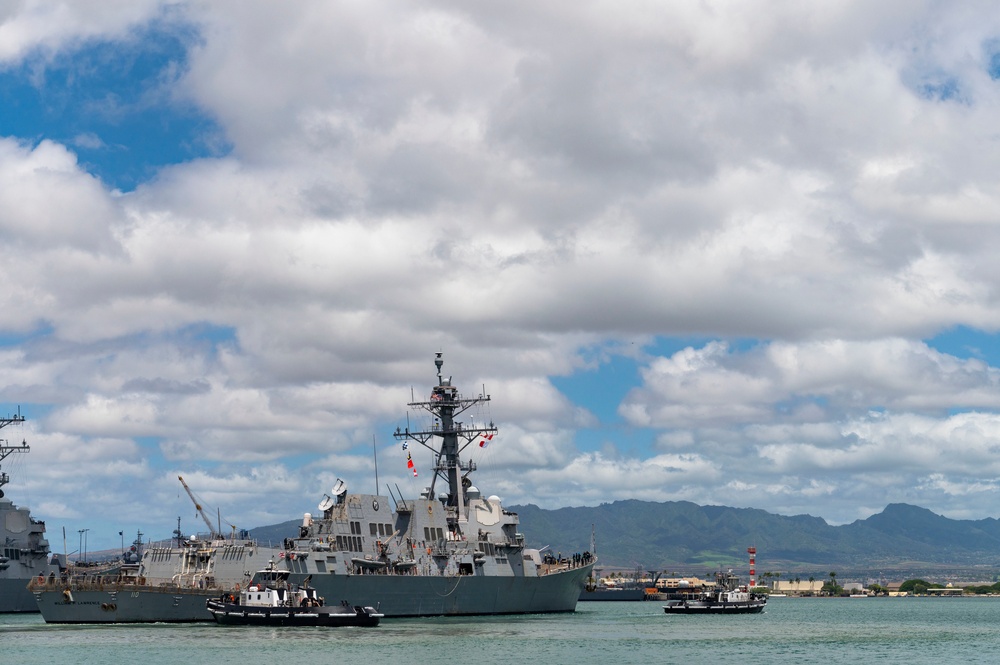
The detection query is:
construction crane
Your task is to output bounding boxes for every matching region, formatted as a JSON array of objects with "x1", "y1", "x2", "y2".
[{"x1": 178, "y1": 475, "x2": 220, "y2": 539}]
